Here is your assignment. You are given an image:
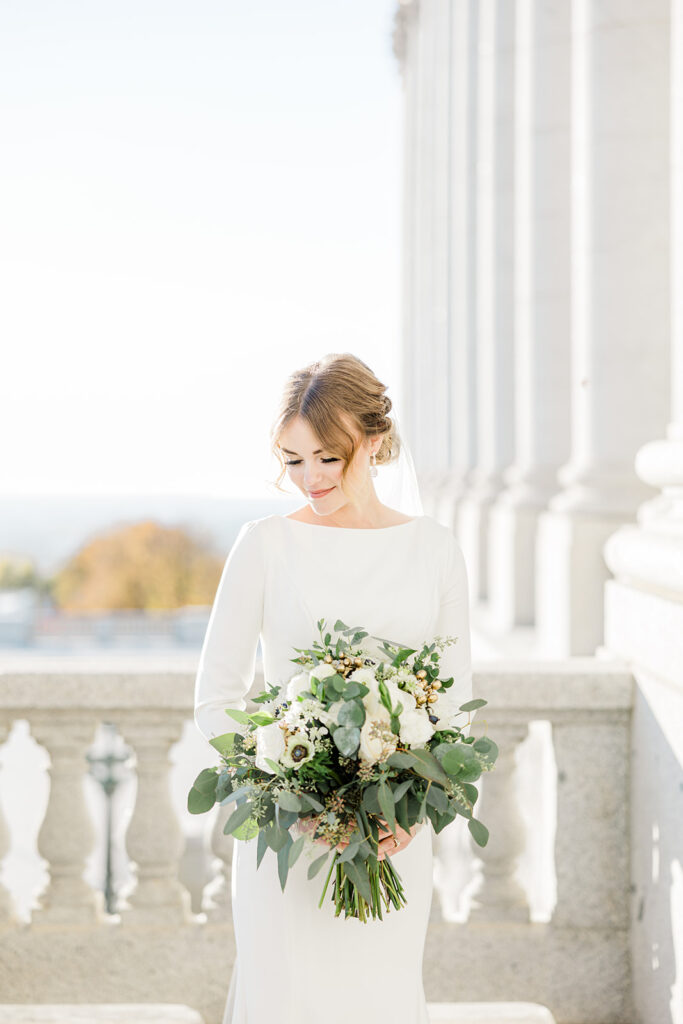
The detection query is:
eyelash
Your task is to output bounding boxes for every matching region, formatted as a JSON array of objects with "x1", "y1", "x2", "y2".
[{"x1": 284, "y1": 457, "x2": 340, "y2": 466}]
